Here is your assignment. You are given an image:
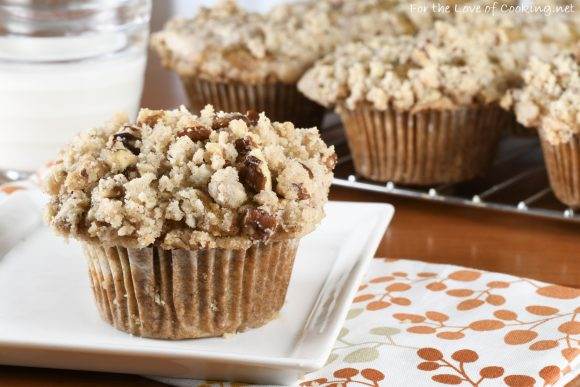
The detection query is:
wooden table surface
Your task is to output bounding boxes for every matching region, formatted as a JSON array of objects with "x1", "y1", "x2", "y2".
[{"x1": 1, "y1": 186, "x2": 579, "y2": 386}]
